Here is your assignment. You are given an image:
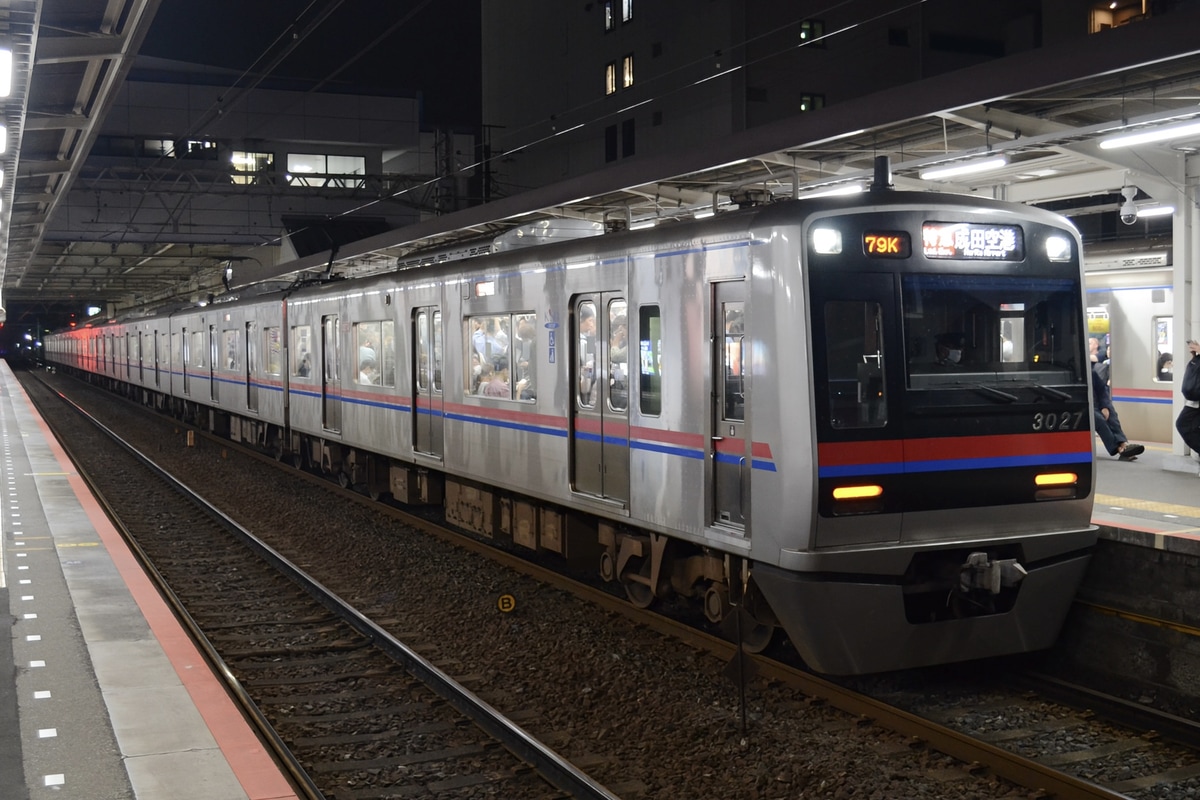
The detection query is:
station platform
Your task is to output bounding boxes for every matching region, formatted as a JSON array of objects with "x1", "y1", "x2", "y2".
[
  {"x1": 2, "y1": 356, "x2": 1199, "y2": 799},
  {"x1": 0, "y1": 361, "x2": 297, "y2": 800}
]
